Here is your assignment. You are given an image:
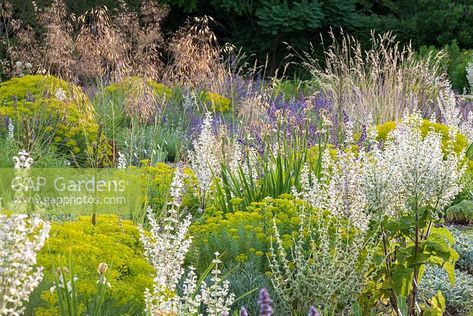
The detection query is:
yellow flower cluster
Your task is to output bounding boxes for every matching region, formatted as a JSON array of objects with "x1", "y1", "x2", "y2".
[
  {"x1": 191, "y1": 196, "x2": 312, "y2": 264},
  {"x1": 34, "y1": 215, "x2": 154, "y2": 315},
  {"x1": 0, "y1": 75, "x2": 100, "y2": 158},
  {"x1": 199, "y1": 90, "x2": 232, "y2": 113}
]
